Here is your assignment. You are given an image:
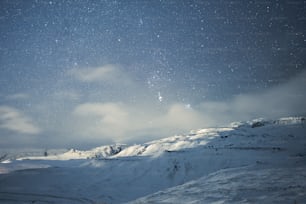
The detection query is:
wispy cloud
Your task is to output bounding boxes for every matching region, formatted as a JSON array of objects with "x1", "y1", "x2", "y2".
[
  {"x1": 52, "y1": 90, "x2": 81, "y2": 101},
  {"x1": 2, "y1": 67, "x2": 305, "y2": 148},
  {"x1": 0, "y1": 106, "x2": 41, "y2": 134},
  {"x1": 60, "y1": 70, "x2": 306, "y2": 144},
  {"x1": 72, "y1": 103, "x2": 130, "y2": 140},
  {"x1": 198, "y1": 70, "x2": 306, "y2": 125},
  {"x1": 154, "y1": 103, "x2": 205, "y2": 131},
  {"x1": 5, "y1": 93, "x2": 29, "y2": 100},
  {"x1": 68, "y1": 65, "x2": 115, "y2": 82},
  {"x1": 67, "y1": 64, "x2": 133, "y2": 86},
  {"x1": 71, "y1": 102, "x2": 205, "y2": 142}
]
